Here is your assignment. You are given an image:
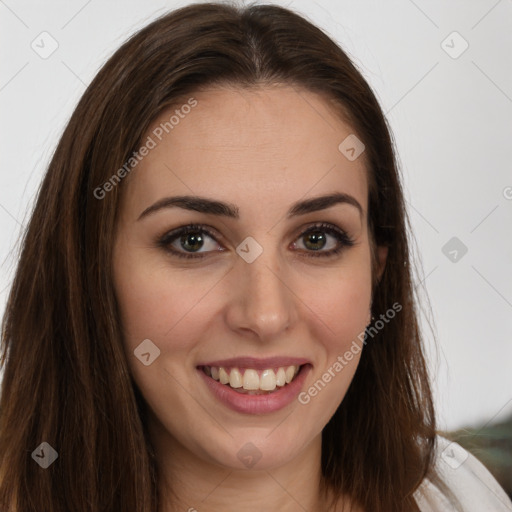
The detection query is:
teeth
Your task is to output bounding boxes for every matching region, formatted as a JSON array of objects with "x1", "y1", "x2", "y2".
[
  {"x1": 229, "y1": 368, "x2": 243, "y2": 388},
  {"x1": 275, "y1": 367, "x2": 286, "y2": 387},
  {"x1": 260, "y1": 369, "x2": 277, "y2": 391},
  {"x1": 243, "y1": 369, "x2": 259, "y2": 390},
  {"x1": 204, "y1": 365, "x2": 301, "y2": 392},
  {"x1": 219, "y1": 367, "x2": 229, "y2": 384},
  {"x1": 285, "y1": 366, "x2": 295, "y2": 384}
]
